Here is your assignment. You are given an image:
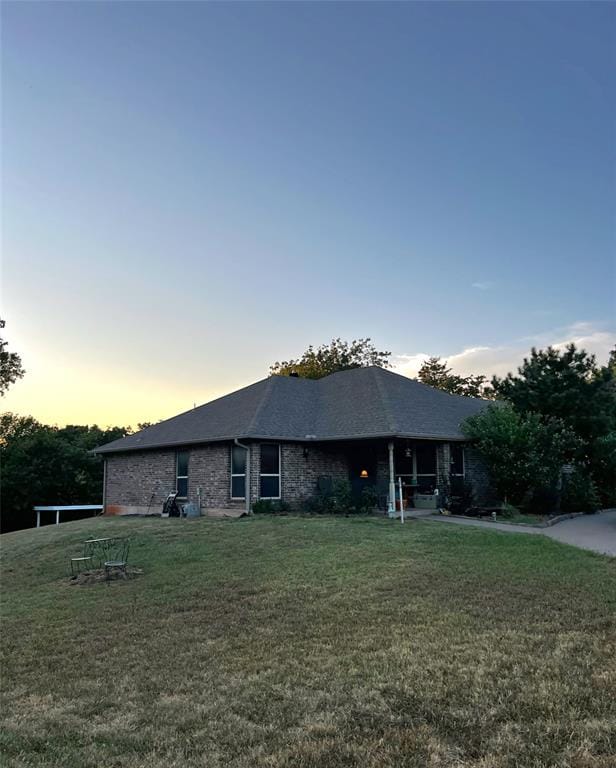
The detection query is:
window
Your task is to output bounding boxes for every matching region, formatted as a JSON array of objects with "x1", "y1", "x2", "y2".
[
  {"x1": 260, "y1": 444, "x2": 280, "y2": 498},
  {"x1": 231, "y1": 445, "x2": 247, "y2": 499},
  {"x1": 415, "y1": 444, "x2": 437, "y2": 493},
  {"x1": 450, "y1": 444, "x2": 465, "y2": 476},
  {"x1": 394, "y1": 444, "x2": 438, "y2": 494},
  {"x1": 415, "y1": 444, "x2": 437, "y2": 476},
  {"x1": 395, "y1": 450, "x2": 413, "y2": 477},
  {"x1": 176, "y1": 451, "x2": 189, "y2": 498}
]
